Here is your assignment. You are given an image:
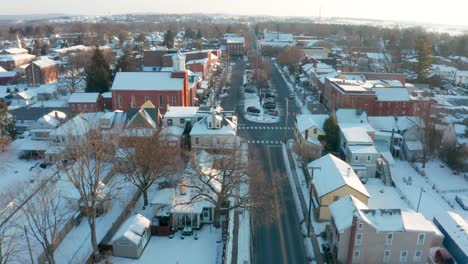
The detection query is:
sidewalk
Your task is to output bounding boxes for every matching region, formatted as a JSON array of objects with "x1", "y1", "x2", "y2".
[{"x1": 284, "y1": 143, "x2": 325, "y2": 264}]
